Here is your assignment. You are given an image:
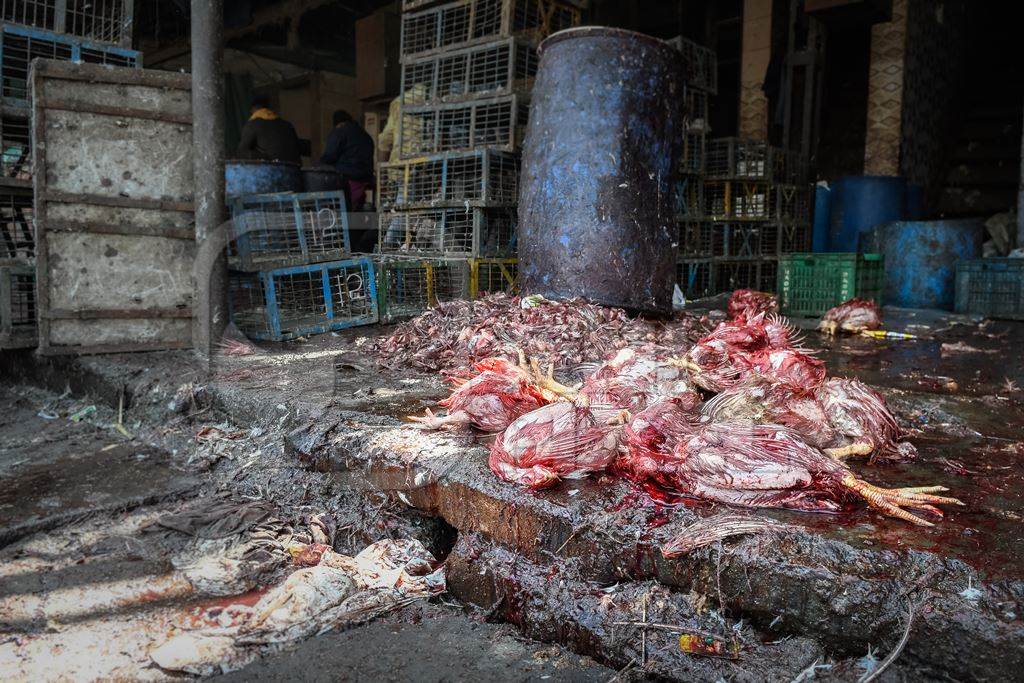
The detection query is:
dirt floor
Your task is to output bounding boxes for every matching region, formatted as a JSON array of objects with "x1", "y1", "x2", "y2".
[{"x1": 1, "y1": 302, "x2": 1023, "y2": 681}]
